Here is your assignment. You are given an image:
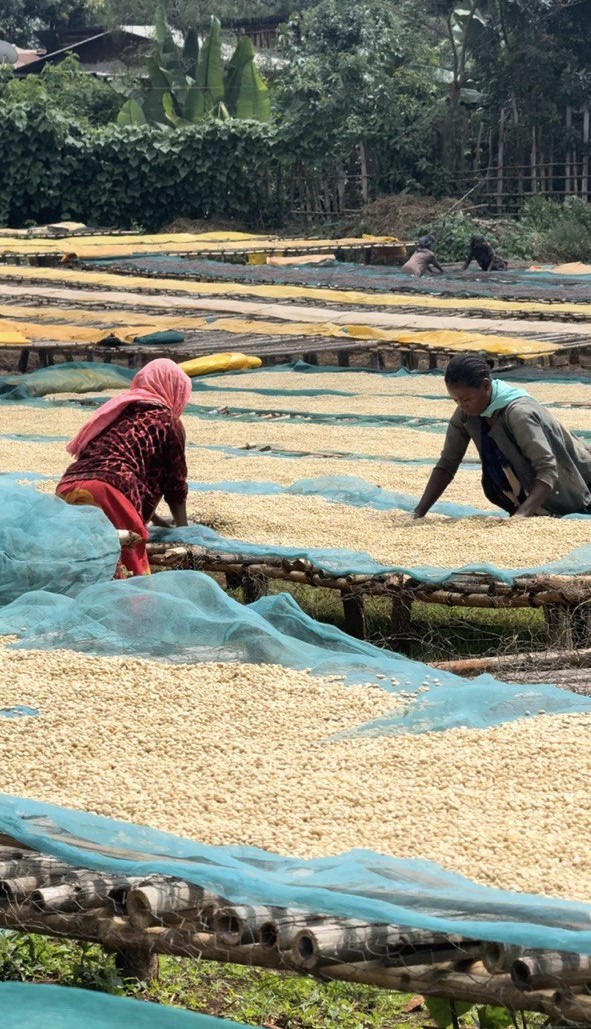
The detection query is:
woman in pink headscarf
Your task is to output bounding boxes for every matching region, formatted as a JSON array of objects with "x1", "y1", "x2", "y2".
[{"x1": 56, "y1": 359, "x2": 192, "y2": 577}]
